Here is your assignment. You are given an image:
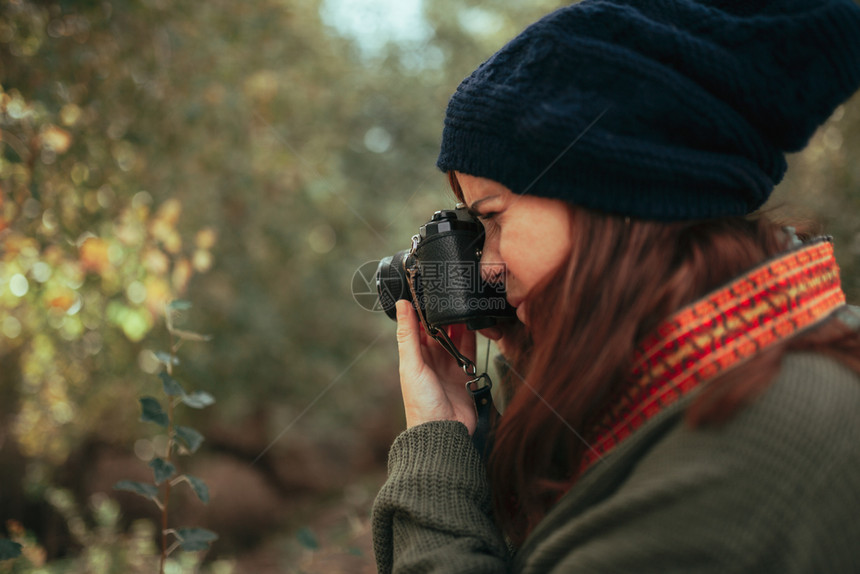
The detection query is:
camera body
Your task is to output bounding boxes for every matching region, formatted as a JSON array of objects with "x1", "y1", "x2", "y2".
[{"x1": 376, "y1": 207, "x2": 515, "y2": 330}]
